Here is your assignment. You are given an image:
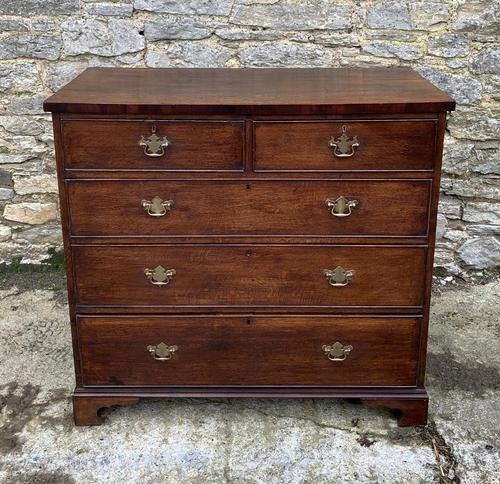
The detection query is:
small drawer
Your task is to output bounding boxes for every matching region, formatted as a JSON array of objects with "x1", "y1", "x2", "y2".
[
  {"x1": 72, "y1": 245, "x2": 426, "y2": 309},
  {"x1": 67, "y1": 179, "x2": 431, "y2": 238},
  {"x1": 254, "y1": 120, "x2": 436, "y2": 171},
  {"x1": 78, "y1": 315, "x2": 420, "y2": 386},
  {"x1": 62, "y1": 119, "x2": 244, "y2": 171}
]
